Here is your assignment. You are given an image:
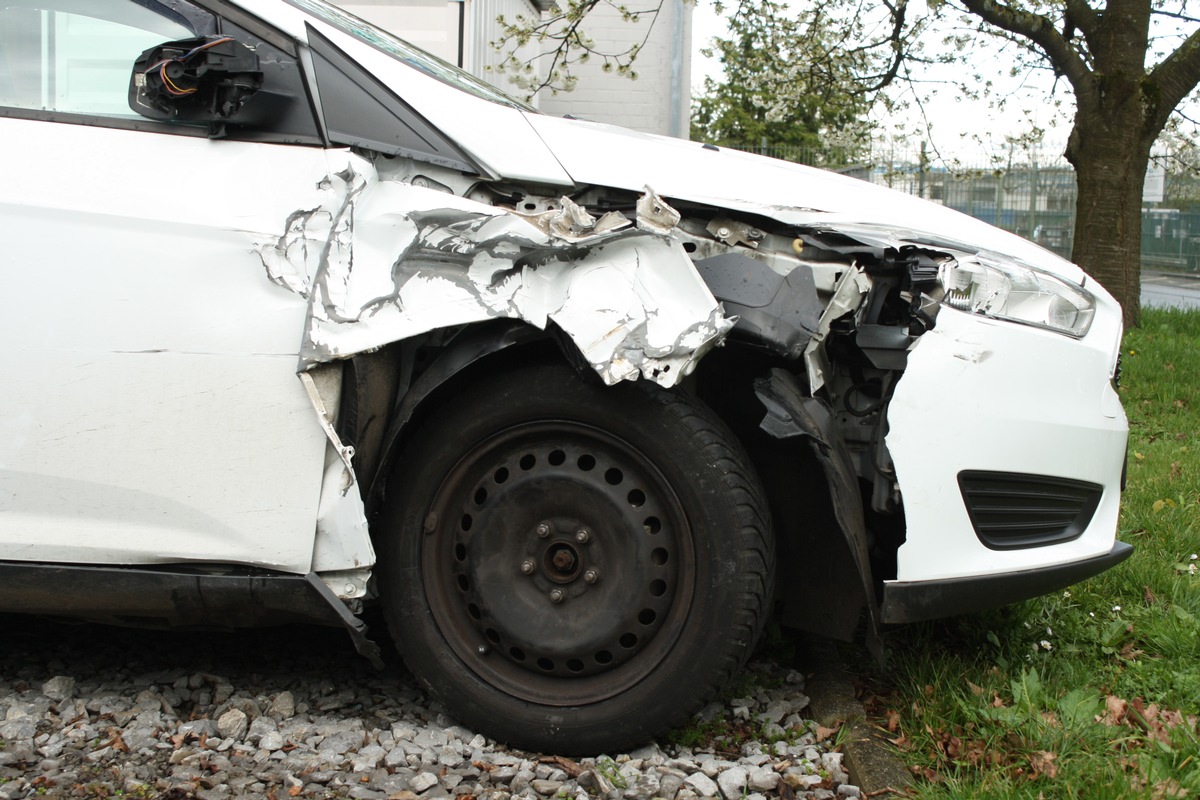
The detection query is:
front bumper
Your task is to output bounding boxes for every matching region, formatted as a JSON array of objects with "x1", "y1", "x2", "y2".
[
  {"x1": 885, "y1": 289, "x2": 1127, "y2": 586},
  {"x1": 880, "y1": 540, "x2": 1132, "y2": 623}
]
